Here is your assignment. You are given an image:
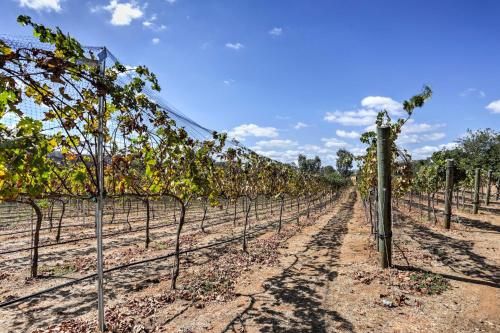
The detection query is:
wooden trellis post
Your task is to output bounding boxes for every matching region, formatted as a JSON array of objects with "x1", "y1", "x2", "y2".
[
  {"x1": 485, "y1": 170, "x2": 492, "y2": 206},
  {"x1": 377, "y1": 126, "x2": 392, "y2": 268},
  {"x1": 496, "y1": 179, "x2": 500, "y2": 201},
  {"x1": 473, "y1": 168, "x2": 481, "y2": 214},
  {"x1": 443, "y1": 159, "x2": 454, "y2": 229}
]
